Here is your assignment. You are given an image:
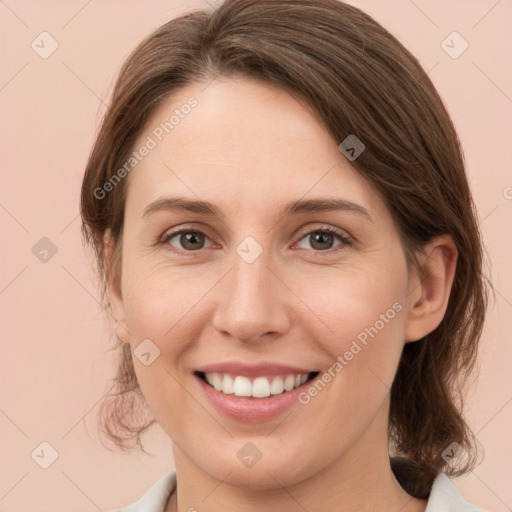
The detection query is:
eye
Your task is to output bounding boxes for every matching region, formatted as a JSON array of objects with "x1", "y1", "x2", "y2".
[
  {"x1": 159, "y1": 225, "x2": 352, "y2": 254},
  {"x1": 161, "y1": 229, "x2": 214, "y2": 252},
  {"x1": 294, "y1": 226, "x2": 352, "y2": 252}
]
